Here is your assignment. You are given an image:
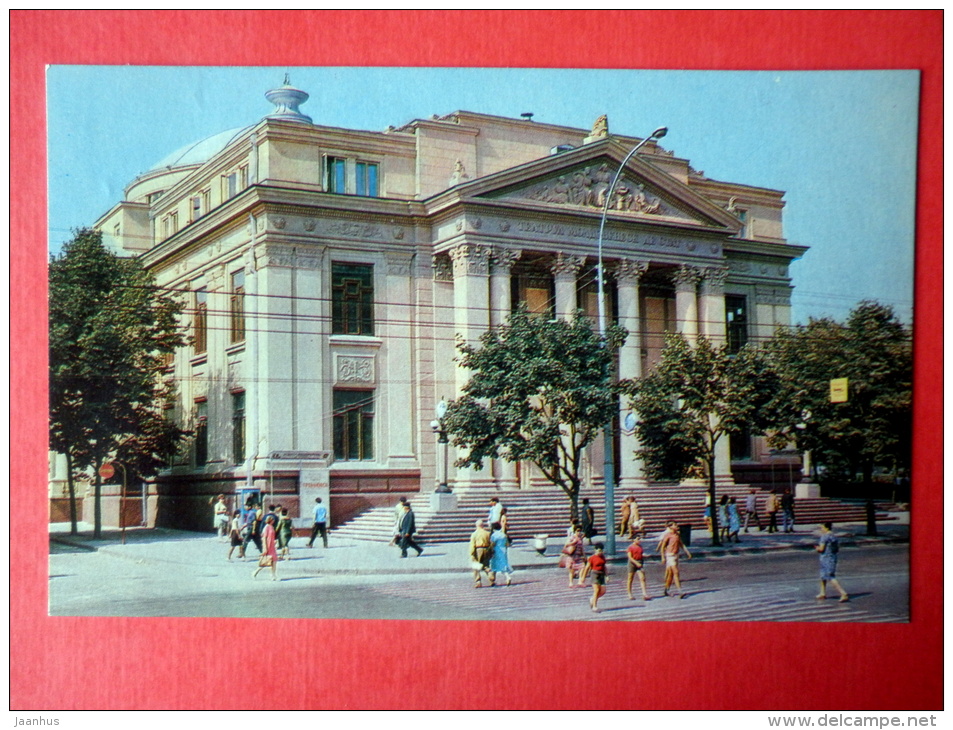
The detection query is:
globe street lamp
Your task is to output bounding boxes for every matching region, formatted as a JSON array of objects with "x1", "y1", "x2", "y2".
[
  {"x1": 596, "y1": 126, "x2": 667, "y2": 555},
  {"x1": 430, "y1": 398, "x2": 452, "y2": 493}
]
